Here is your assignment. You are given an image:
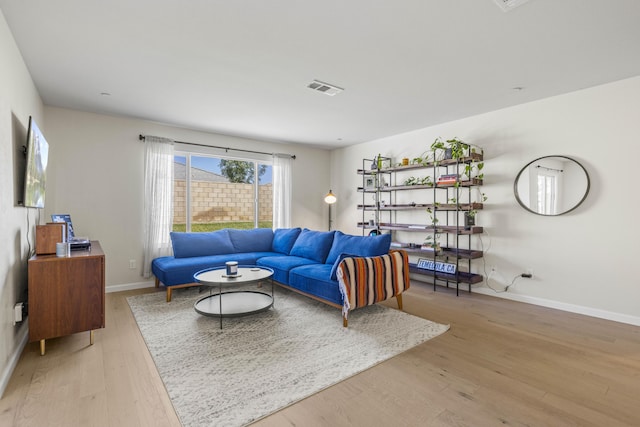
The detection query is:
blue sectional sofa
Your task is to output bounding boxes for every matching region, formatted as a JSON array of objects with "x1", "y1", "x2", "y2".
[{"x1": 152, "y1": 227, "x2": 410, "y2": 325}]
